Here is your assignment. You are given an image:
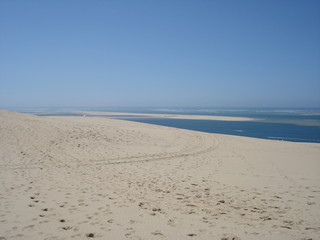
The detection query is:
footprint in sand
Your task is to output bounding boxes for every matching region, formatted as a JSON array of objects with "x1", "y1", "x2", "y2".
[
  {"x1": 221, "y1": 236, "x2": 241, "y2": 240},
  {"x1": 187, "y1": 233, "x2": 197, "y2": 237},
  {"x1": 62, "y1": 226, "x2": 72, "y2": 230},
  {"x1": 151, "y1": 231, "x2": 163, "y2": 236},
  {"x1": 86, "y1": 233, "x2": 95, "y2": 238}
]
